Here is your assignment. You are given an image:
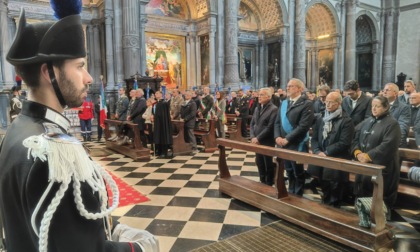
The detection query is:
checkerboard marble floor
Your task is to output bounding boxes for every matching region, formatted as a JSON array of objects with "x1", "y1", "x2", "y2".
[{"x1": 86, "y1": 141, "x2": 420, "y2": 252}]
